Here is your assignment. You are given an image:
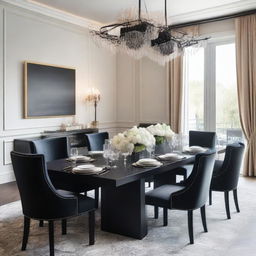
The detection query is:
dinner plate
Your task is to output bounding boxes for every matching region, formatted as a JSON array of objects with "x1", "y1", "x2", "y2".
[
  {"x1": 74, "y1": 164, "x2": 95, "y2": 170},
  {"x1": 72, "y1": 166, "x2": 103, "y2": 175},
  {"x1": 67, "y1": 155, "x2": 93, "y2": 162},
  {"x1": 133, "y1": 159, "x2": 162, "y2": 168}
]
